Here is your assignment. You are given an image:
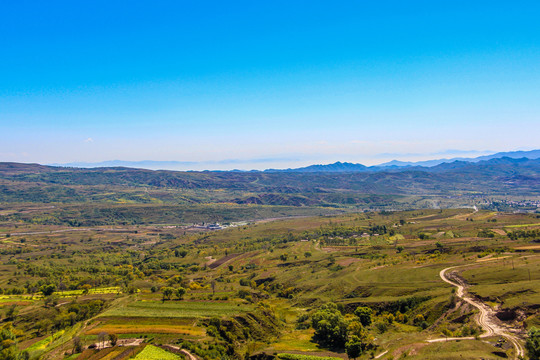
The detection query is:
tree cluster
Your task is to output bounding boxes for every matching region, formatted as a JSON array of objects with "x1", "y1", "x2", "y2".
[{"x1": 311, "y1": 303, "x2": 374, "y2": 358}]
